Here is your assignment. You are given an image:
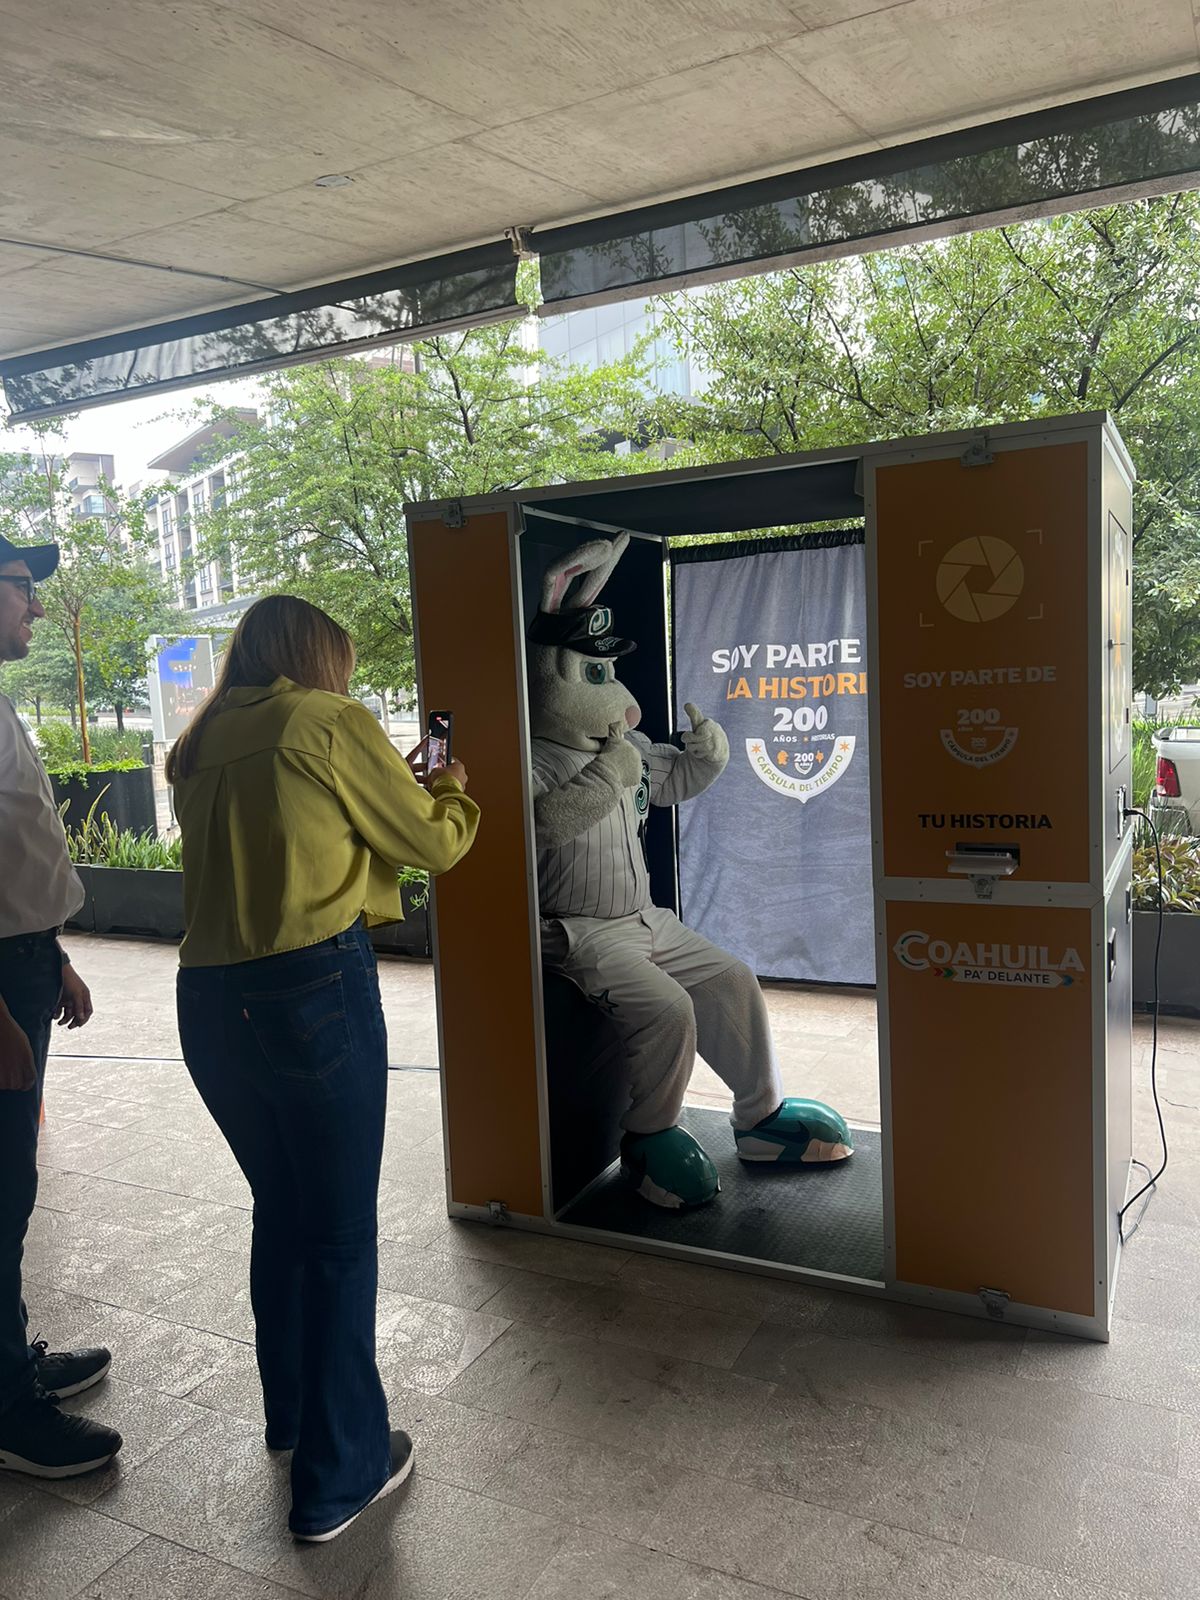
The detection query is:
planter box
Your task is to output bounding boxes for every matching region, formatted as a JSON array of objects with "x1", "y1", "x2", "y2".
[
  {"x1": 51, "y1": 766, "x2": 156, "y2": 837},
  {"x1": 68, "y1": 866, "x2": 184, "y2": 940},
  {"x1": 1133, "y1": 909, "x2": 1200, "y2": 1016},
  {"x1": 370, "y1": 883, "x2": 431, "y2": 959},
  {"x1": 66, "y1": 866, "x2": 429, "y2": 954}
]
